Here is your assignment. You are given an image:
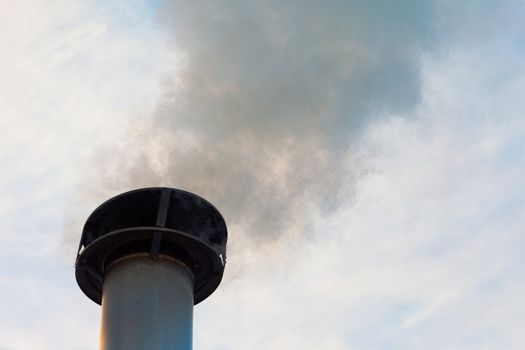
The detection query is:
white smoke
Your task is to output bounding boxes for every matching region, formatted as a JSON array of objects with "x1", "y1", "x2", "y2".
[{"x1": 80, "y1": 0, "x2": 433, "y2": 243}]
